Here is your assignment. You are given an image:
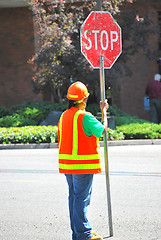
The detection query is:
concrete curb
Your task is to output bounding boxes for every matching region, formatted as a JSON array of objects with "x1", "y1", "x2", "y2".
[
  {"x1": 0, "y1": 139, "x2": 161, "y2": 150},
  {"x1": 0, "y1": 143, "x2": 58, "y2": 150},
  {"x1": 101, "y1": 139, "x2": 161, "y2": 146}
]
